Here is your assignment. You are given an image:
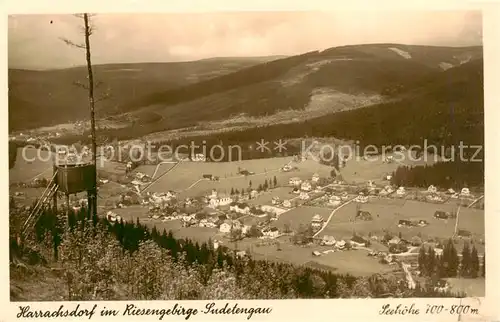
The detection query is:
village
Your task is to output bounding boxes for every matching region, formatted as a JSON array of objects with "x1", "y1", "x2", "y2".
[{"x1": 9, "y1": 141, "x2": 485, "y2": 295}]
